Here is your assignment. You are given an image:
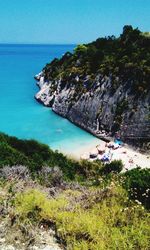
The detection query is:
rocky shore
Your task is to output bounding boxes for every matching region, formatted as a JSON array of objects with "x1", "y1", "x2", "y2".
[
  {"x1": 34, "y1": 27, "x2": 150, "y2": 152},
  {"x1": 34, "y1": 72, "x2": 150, "y2": 152}
]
